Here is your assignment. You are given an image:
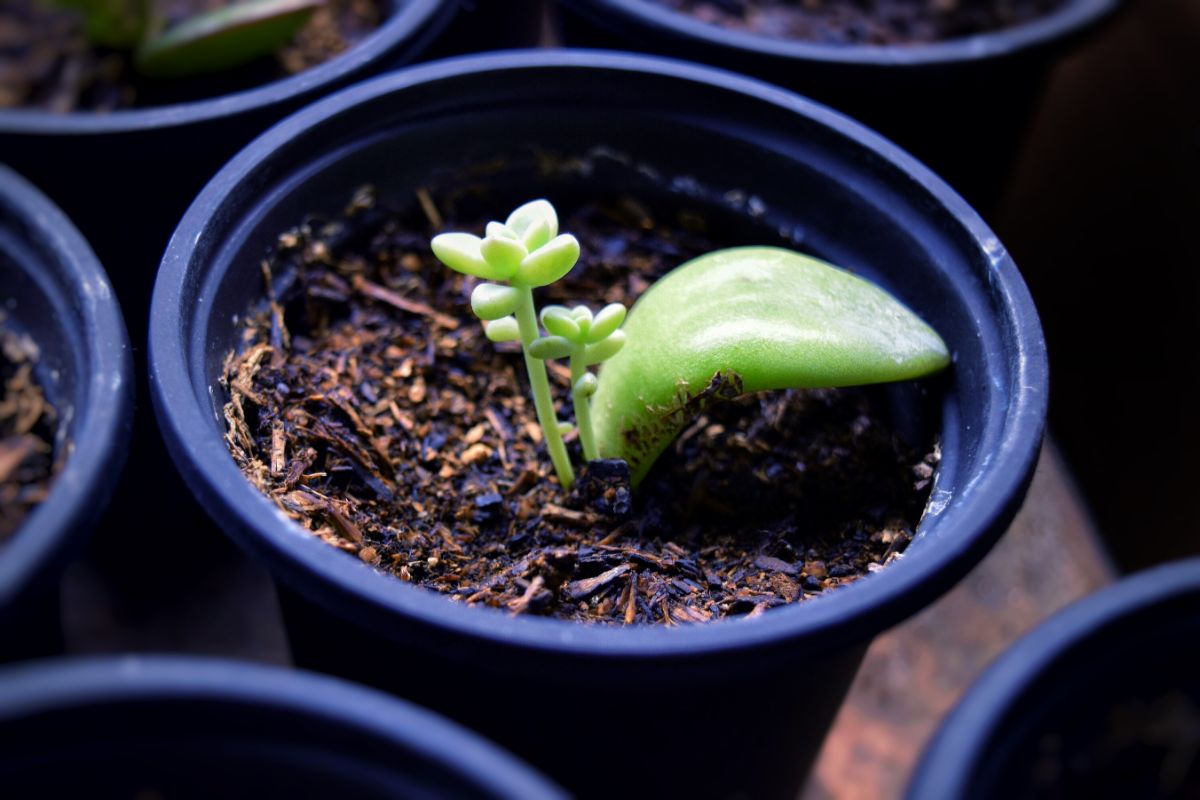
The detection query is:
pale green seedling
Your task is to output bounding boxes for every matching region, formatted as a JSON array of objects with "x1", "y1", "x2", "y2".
[
  {"x1": 432, "y1": 200, "x2": 584, "y2": 488},
  {"x1": 530, "y1": 301, "x2": 627, "y2": 462},
  {"x1": 591, "y1": 246, "x2": 951, "y2": 484},
  {"x1": 40, "y1": 0, "x2": 321, "y2": 77}
]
